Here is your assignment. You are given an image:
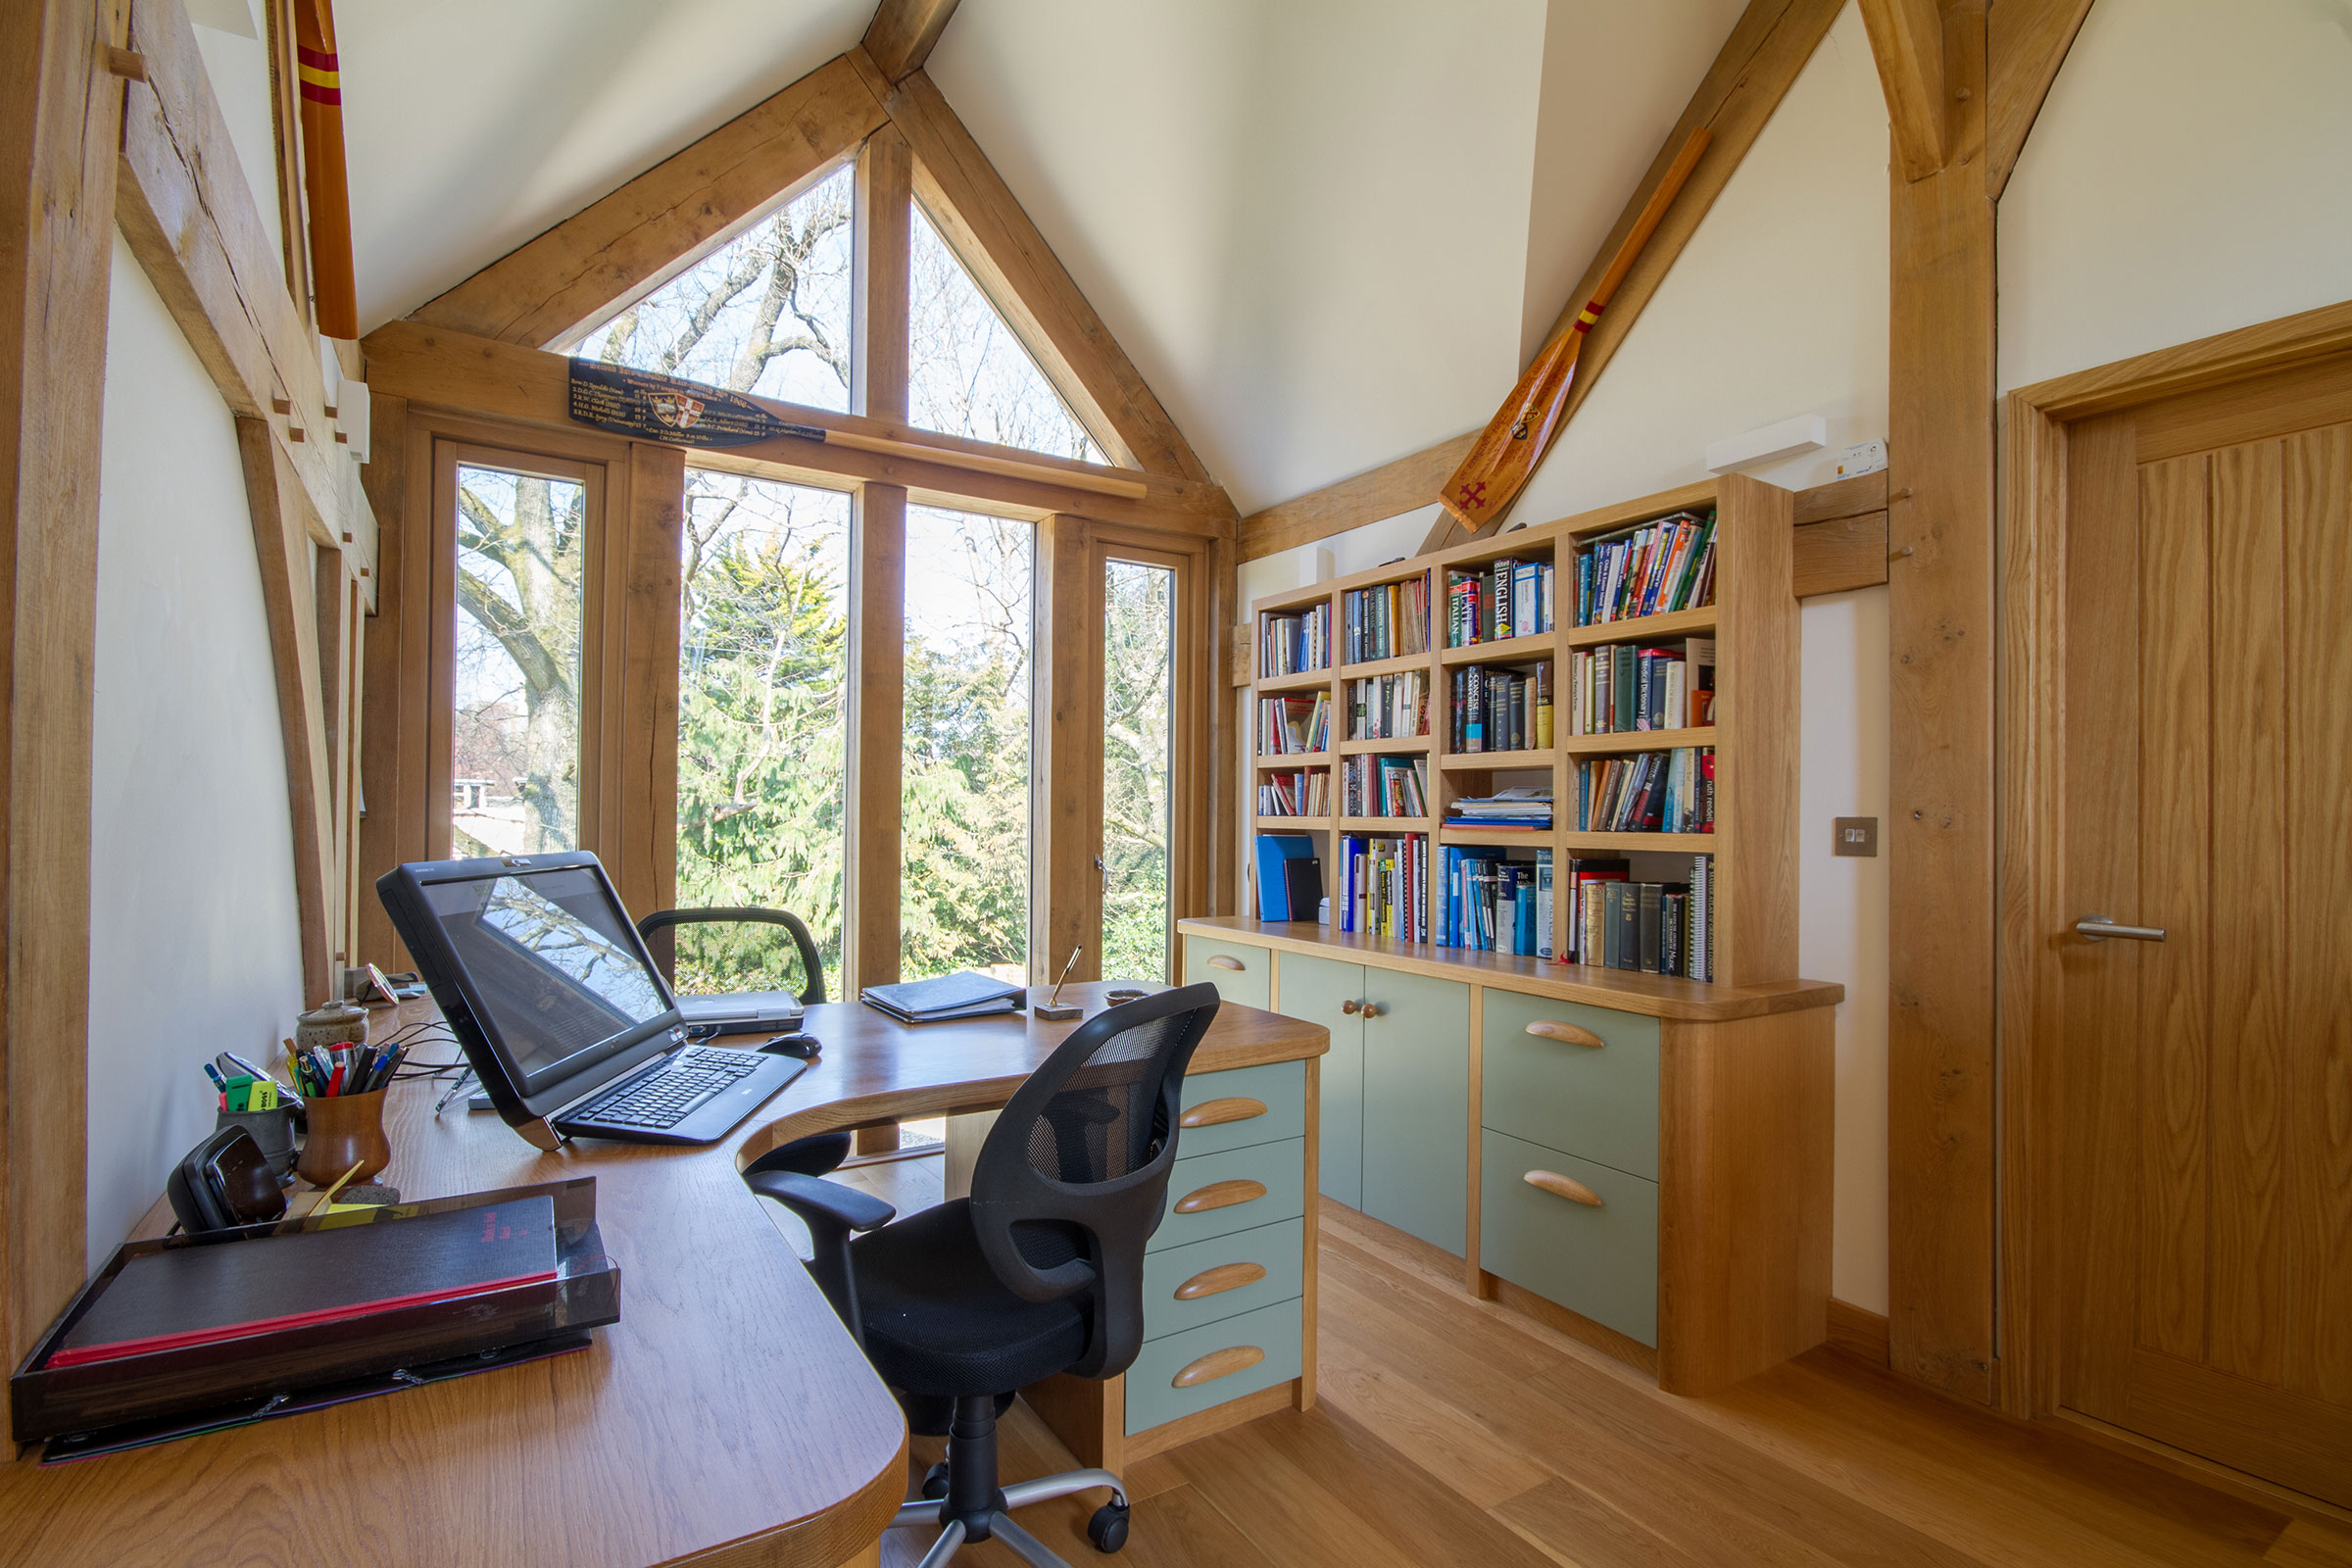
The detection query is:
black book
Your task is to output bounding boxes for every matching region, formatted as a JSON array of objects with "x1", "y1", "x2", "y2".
[
  {"x1": 51, "y1": 1196, "x2": 561, "y2": 1368},
  {"x1": 1613, "y1": 882, "x2": 1642, "y2": 971}
]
